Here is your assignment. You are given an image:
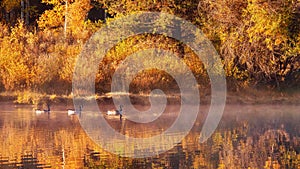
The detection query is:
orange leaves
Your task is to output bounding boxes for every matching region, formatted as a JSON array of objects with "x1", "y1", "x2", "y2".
[
  {"x1": 38, "y1": 4, "x2": 65, "y2": 30},
  {"x1": 0, "y1": 21, "x2": 34, "y2": 90},
  {"x1": 245, "y1": 0, "x2": 289, "y2": 51},
  {"x1": 200, "y1": 0, "x2": 299, "y2": 83},
  {"x1": 38, "y1": 0, "x2": 91, "y2": 40}
]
